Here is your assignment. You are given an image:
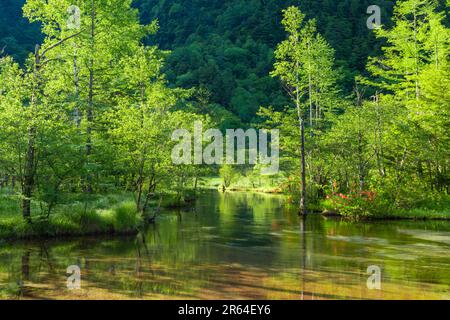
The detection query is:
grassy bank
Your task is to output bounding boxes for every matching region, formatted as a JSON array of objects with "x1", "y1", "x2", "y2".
[
  {"x1": 0, "y1": 189, "x2": 206, "y2": 240},
  {"x1": 1, "y1": 184, "x2": 448, "y2": 241},
  {"x1": 320, "y1": 206, "x2": 450, "y2": 220},
  {"x1": 315, "y1": 195, "x2": 450, "y2": 221},
  {"x1": 0, "y1": 193, "x2": 143, "y2": 240}
]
